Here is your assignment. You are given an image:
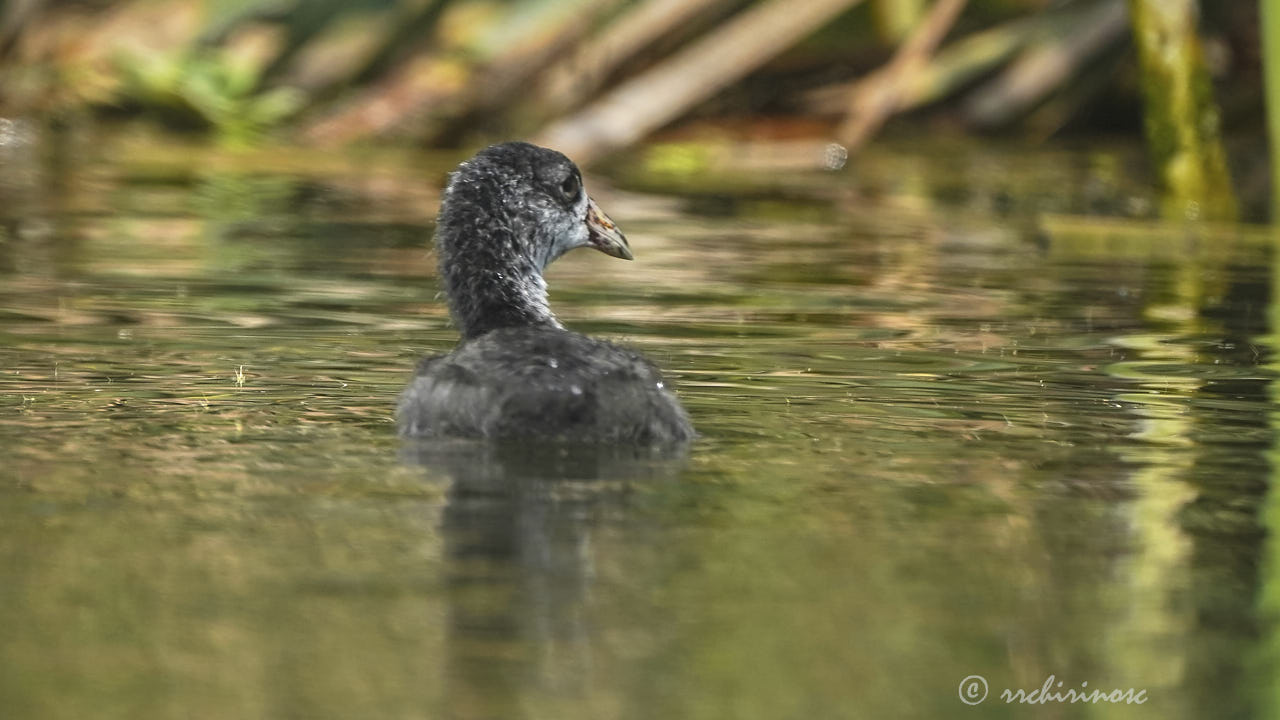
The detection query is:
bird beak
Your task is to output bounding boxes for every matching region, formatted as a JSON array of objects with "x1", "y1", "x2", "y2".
[{"x1": 585, "y1": 196, "x2": 633, "y2": 260}]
